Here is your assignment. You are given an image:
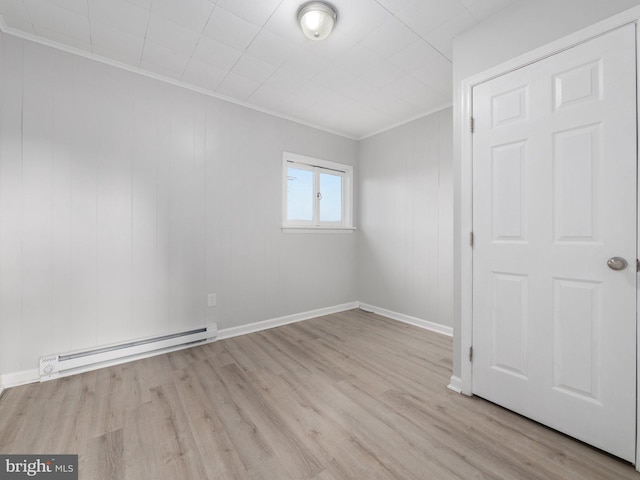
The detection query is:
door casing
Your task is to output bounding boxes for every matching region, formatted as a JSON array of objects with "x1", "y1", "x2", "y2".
[{"x1": 457, "y1": 5, "x2": 640, "y2": 468}]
